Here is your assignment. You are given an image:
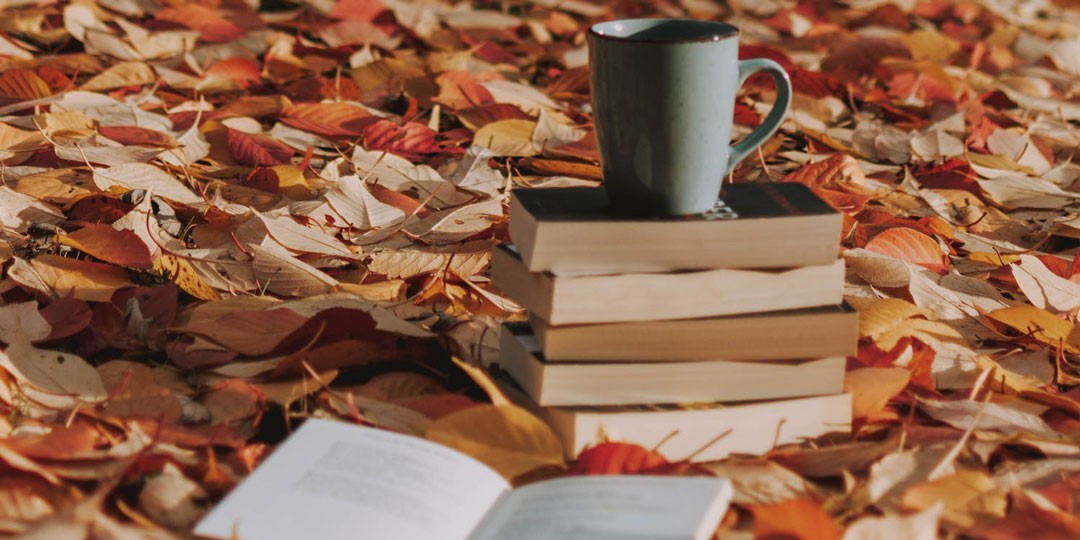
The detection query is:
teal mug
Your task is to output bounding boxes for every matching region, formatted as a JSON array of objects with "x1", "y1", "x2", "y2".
[{"x1": 588, "y1": 19, "x2": 792, "y2": 216}]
